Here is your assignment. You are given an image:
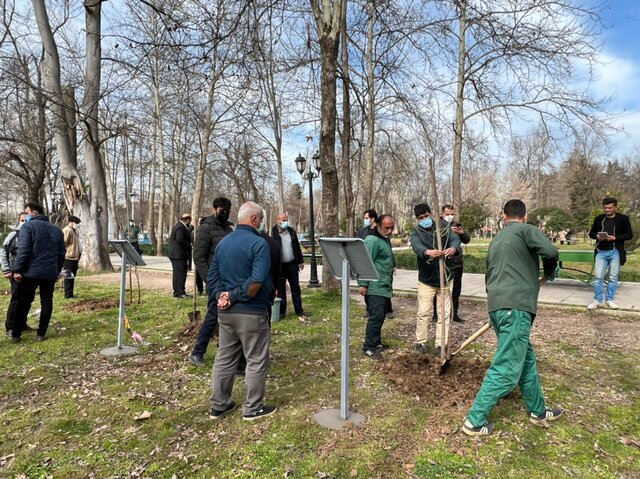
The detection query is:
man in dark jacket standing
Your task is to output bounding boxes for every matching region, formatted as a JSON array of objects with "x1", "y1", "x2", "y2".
[
  {"x1": 587, "y1": 197, "x2": 633, "y2": 310},
  {"x1": 10, "y1": 203, "x2": 65, "y2": 342},
  {"x1": 168, "y1": 214, "x2": 192, "y2": 298},
  {"x1": 410, "y1": 203, "x2": 461, "y2": 356},
  {"x1": 271, "y1": 213, "x2": 307, "y2": 320},
  {"x1": 189, "y1": 197, "x2": 234, "y2": 366}
]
